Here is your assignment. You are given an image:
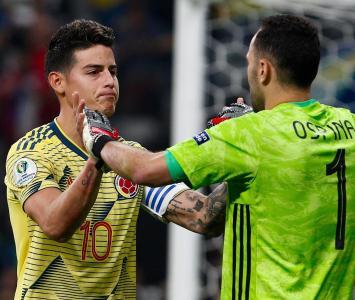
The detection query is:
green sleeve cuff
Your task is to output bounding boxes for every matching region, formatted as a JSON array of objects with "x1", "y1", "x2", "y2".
[{"x1": 164, "y1": 150, "x2": 187, "y2": 182}]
